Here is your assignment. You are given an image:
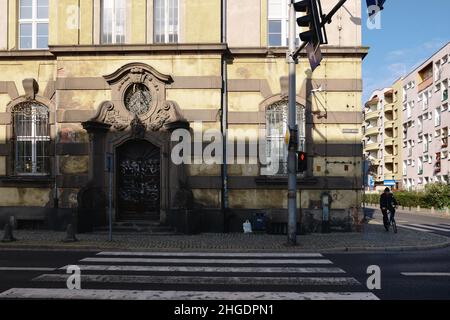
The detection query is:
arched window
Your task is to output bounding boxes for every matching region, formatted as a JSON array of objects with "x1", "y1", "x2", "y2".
[
  {"x1": 12, "y1": 101, "x2": 50, "y2": 175},
  {"x1": 266, "y1": 101, "x2": 305, "y2": 175}
]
